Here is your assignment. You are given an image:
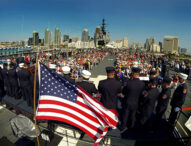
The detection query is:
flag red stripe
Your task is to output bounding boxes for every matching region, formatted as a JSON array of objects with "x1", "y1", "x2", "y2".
[
  {"x1": 36, "y1": 116, "x2": 98, "y2": 141},
  {"x1": 83, "y1": 94, "x2": 118, "y2": 127},
  {"x1": 77, "y1": 86, "x2": 118, "y2": 125},
  {"x1": 38, "y1": 100, "x2": 100, "y2": 124},
  {"x1": 76, "y1": 100, "x2": 108, "y2": 126},
  {"x1": 37, "y1": 108, "x2": 103, "y2": 133}
]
